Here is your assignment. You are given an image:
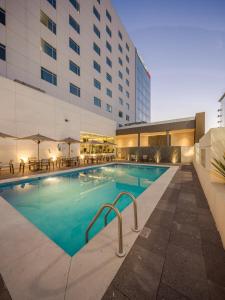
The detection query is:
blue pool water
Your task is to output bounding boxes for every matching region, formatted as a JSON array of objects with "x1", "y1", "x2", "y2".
[{"x1": 0, "y1": 164, "x2": 168, "y2": 256}]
